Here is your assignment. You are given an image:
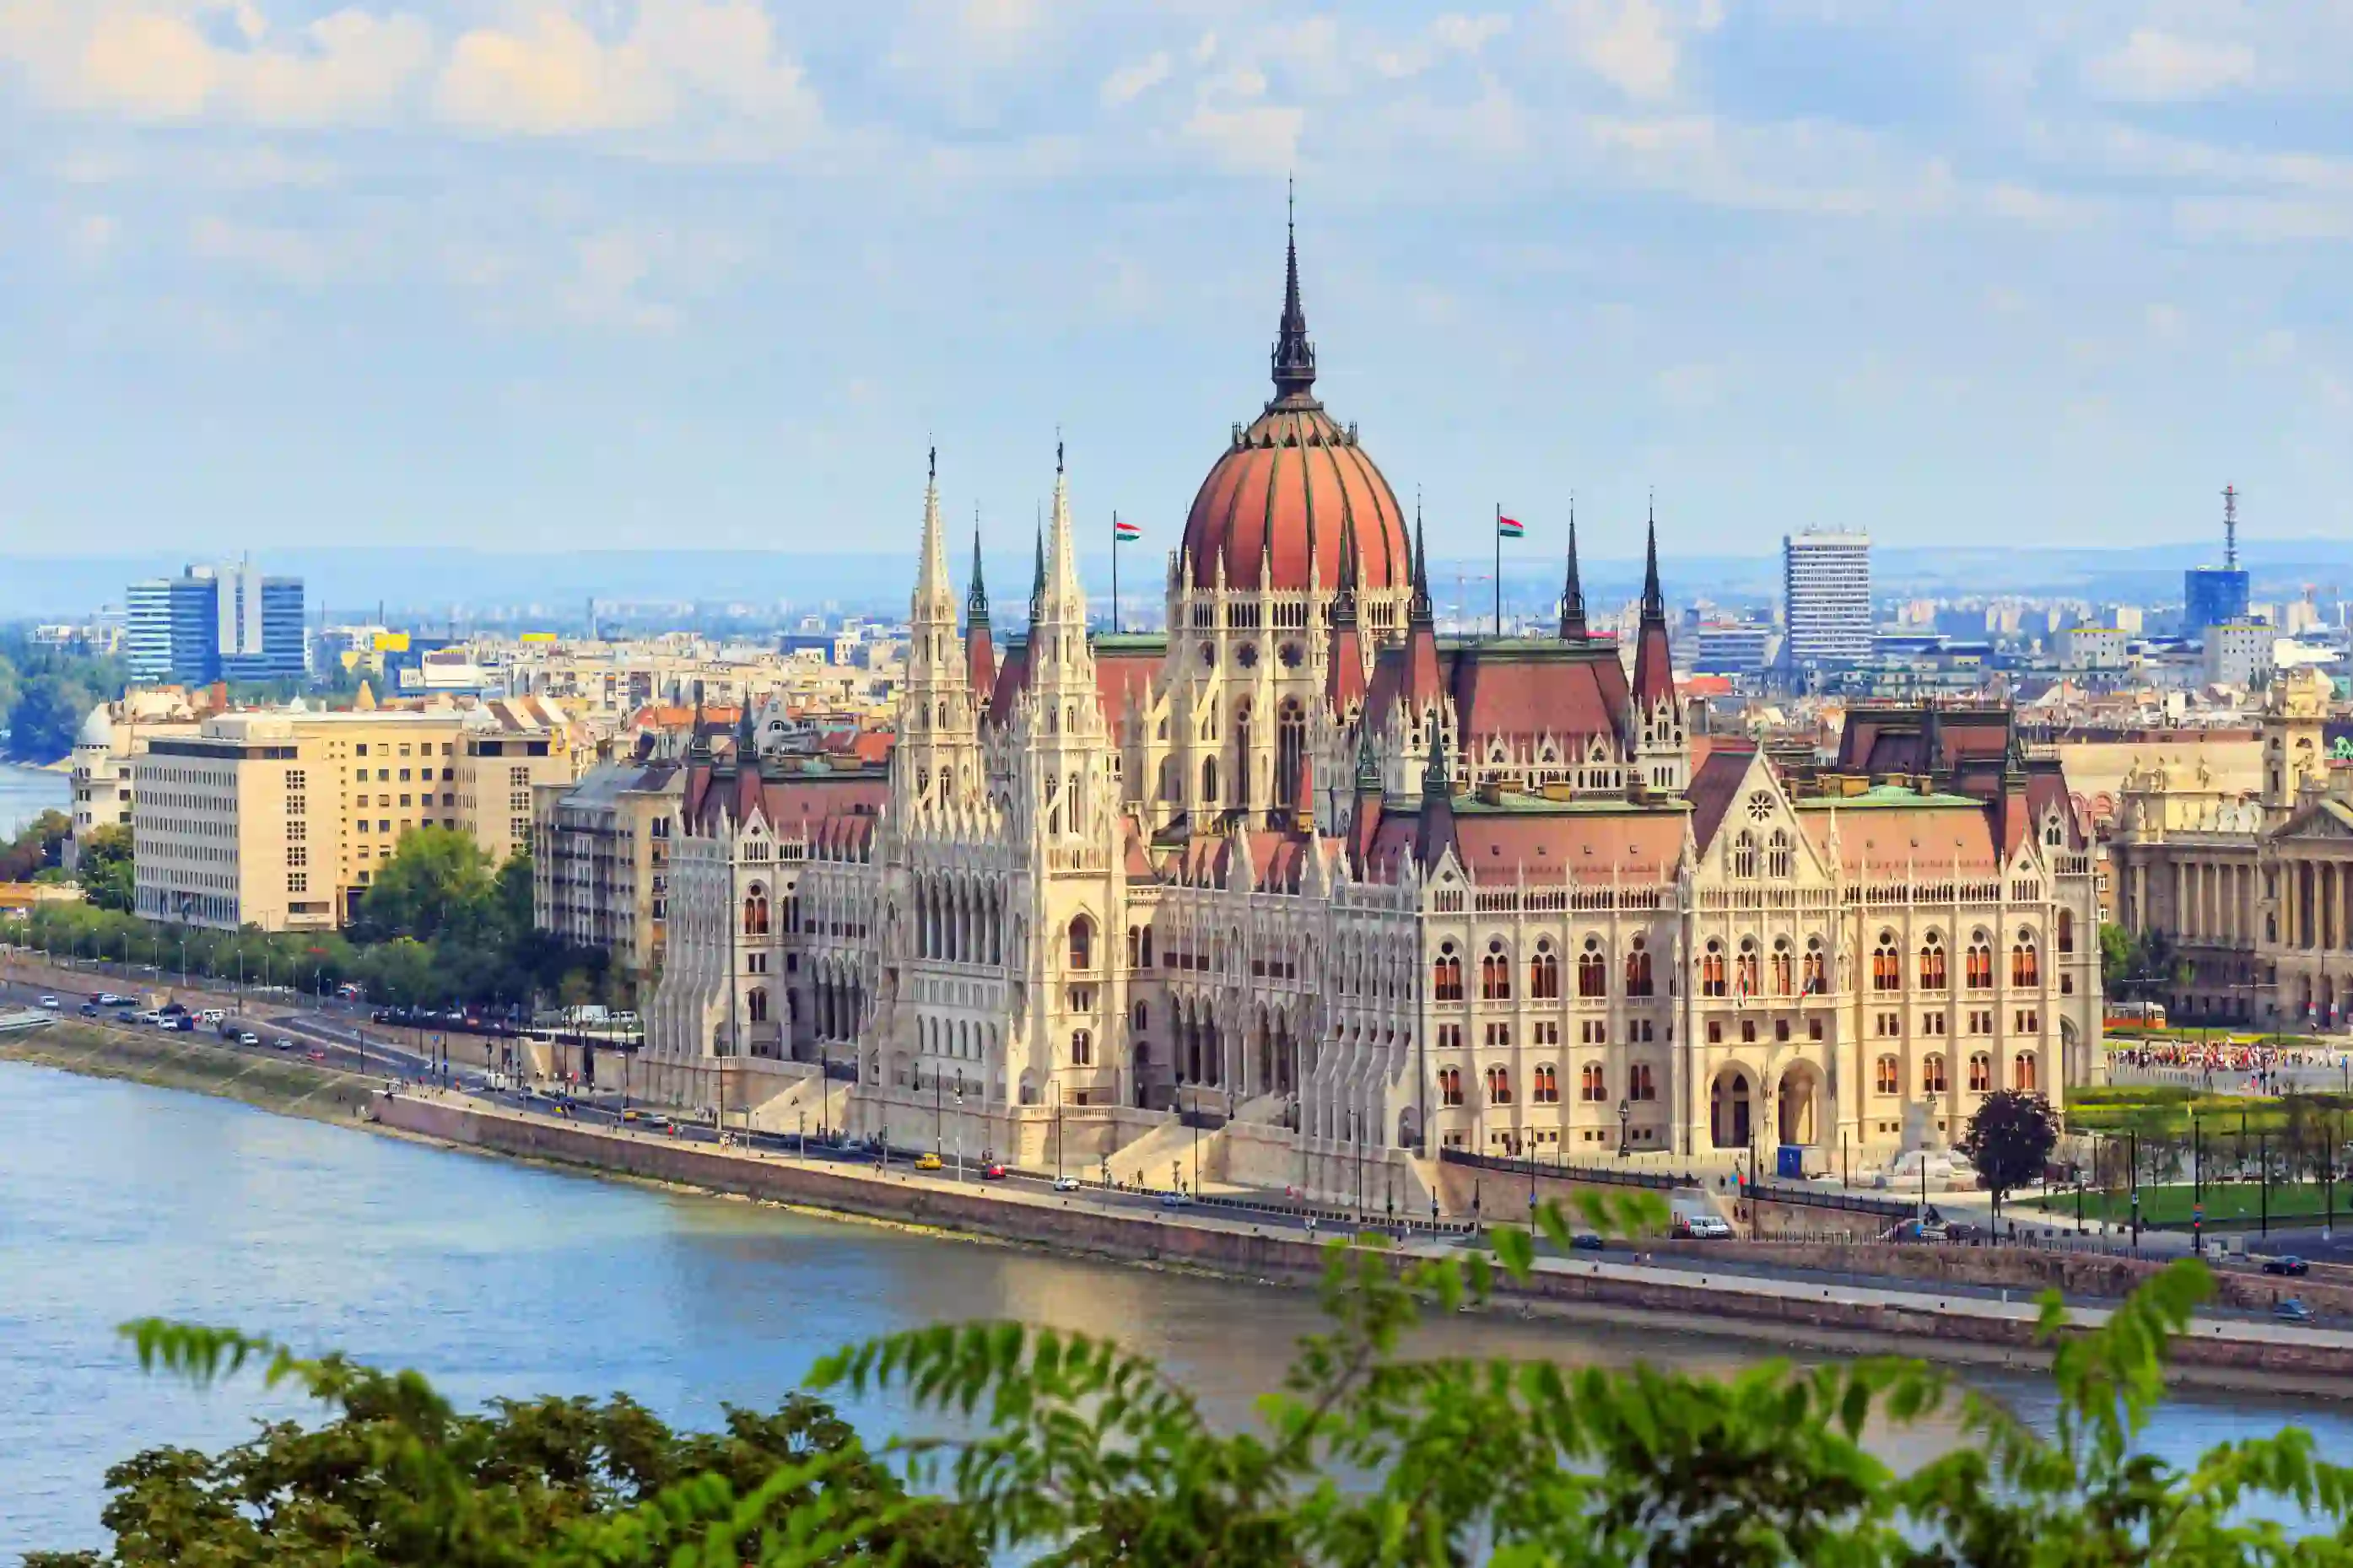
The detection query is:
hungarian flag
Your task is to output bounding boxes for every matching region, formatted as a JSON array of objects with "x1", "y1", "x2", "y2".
[
  {"x1": 1498, "y1": 515, "x2": 1525, "y2": 538},
  {"x1": 1114, "y1": 515, "x2": 1141, "y2": 543}
]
